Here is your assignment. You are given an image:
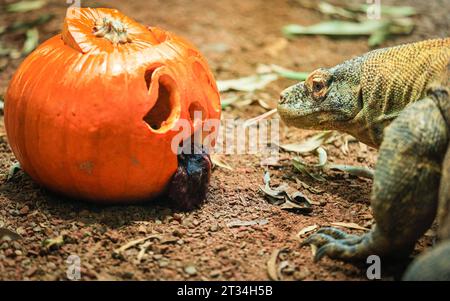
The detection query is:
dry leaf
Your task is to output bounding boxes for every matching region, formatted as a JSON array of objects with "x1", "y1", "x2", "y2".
[
  {"x1": 42, "y1": 235, "x2": 64, "y2": 250},
  {"x1": 217, "y1": 73, "x2": 278, "y2": 92},
  {"x1": 136, "y1": 241, "x2": 152, "y2": 263},
  {"x1": 280, "y1": 131, "x2": 334, "y2": 153},
  {"x1": 226, "y1": 218, "x2": 269, "y2": 228},
  {"x1": 339, "y1": 135, "x2": 350, "y2": 155},
  {"x1": 331, "y1": 222, "x2": 370, "y2": 231},
  {"x1": 267, "y1": 248, "x2": 287, "y2": 281},
  {"x1": 0, "y1": 228, "x2": 22, "y2": 241},
  {"x1": 297, "y1": 225, "x2": 318, "y2": 237},
  {"x1": 294, "y1": 178, "x2": 324, "y2": 194},
  {"x1": 243, "y1": 108, "x2": 278, "y2": 128},
  {"x1": 257, "y1": 98, "x2": 273, "y2": 110},
  {"x1": 113, "y1": 234, "x2": 161, "y2": 257},
  {"x1": 259, "y1": 185, "x2": 286, "y2": 201},
  {"x1": 280, "y1": 200, "x2": 312, "y2": 213},
  {"x1": 211, "y1": 154, "x2": 233, "y2": 171}
]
